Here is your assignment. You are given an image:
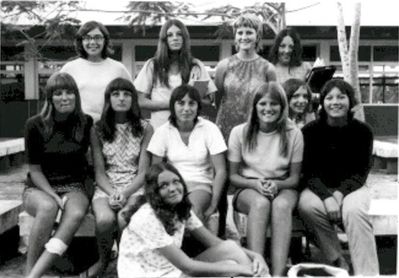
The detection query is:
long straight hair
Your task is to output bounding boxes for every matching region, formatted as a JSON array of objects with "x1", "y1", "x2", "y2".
[
  {"x1": 97, "y1": 78, "x2": 143, "y2": 141},
  {"x1": 268, "y1": 28, "x2": 303, "y2": 68},
  {"x1": 244, "y1": 82, "x2": 290, "y2": 156},
  {"x1": 40, "y1": 72, "x2": 87, "y2": 142},
  {"x1": 152, "y1": 19, "x2": 196, "y2": 88},
  {"x1": 282, "y1": 78, "x2": 312, "y2": 119}
]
